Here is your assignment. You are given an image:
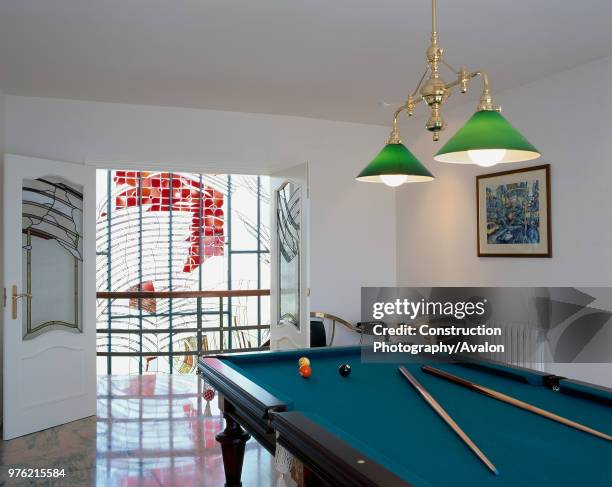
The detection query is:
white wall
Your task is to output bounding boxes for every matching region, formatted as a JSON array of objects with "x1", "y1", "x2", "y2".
[
  {"x1": 396, "y1": 56, "x2": 612, "y2": 385},
  {"x1": 5, "y1": 96, "x2": 395, "y2": 323},
  {"x1": 0, "y1": 89, "x2": 5, "y2": 422},
  {"x1": 397, "y1": 56, "x2": 612, "y2": 286}
]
